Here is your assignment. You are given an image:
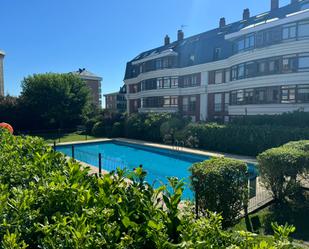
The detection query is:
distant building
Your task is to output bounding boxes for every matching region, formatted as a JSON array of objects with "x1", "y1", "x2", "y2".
[
  {"x1": 73, "y1": 68, "x2": 102, "y2": 107},
  {"x1": 0, "y1": 50, "x2": 5, "y2": 96},
  {"x1": 124, "y1": 0, "x2": 309, "y2": 122},
  {"x1": 104, "y1": 85, "x2": 127, "y2": 112}
]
